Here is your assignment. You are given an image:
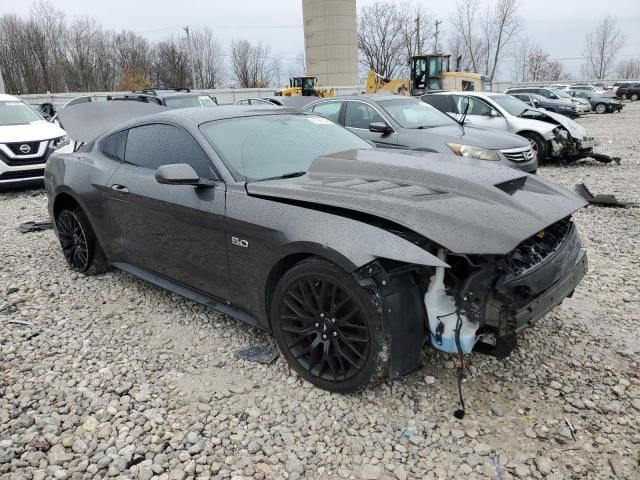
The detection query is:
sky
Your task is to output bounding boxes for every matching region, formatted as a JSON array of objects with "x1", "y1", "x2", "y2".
[{"x1": 2, "y1": 0, "x2": 640, "y2": 81}]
